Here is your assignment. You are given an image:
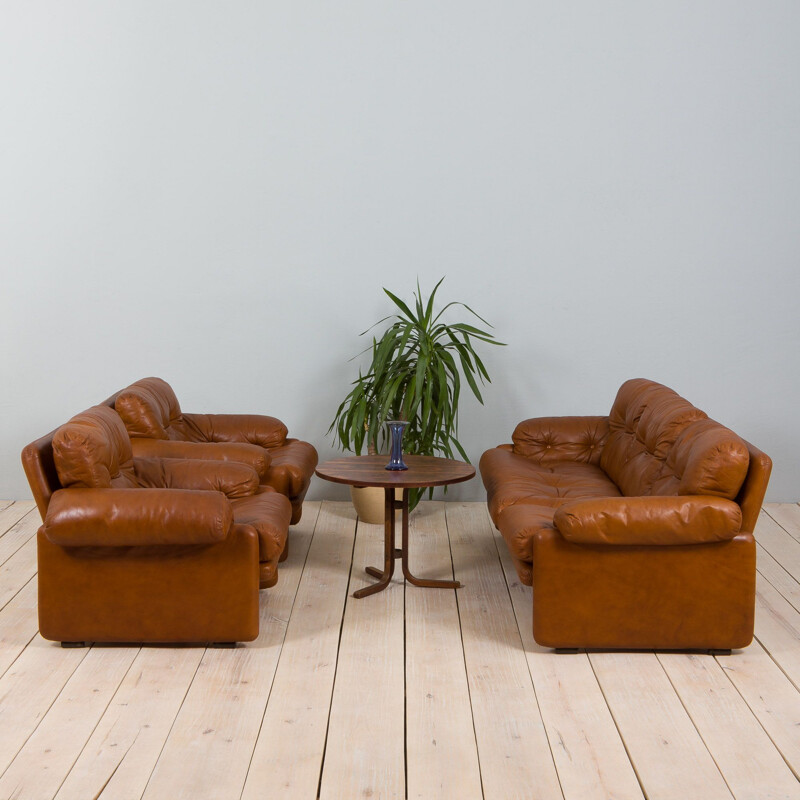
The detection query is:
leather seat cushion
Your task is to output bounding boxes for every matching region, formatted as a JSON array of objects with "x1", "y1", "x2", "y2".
[
  {"x1": 262, "y1": 439, "x2": 319, "y2": 499},
  {"x1": 481, "y1": 448, "x2": 620, "y2": 525},
  {"x1": 496, "y1": 502, "x2": 559, "y2": 567},
  {"x1": 230, "y1": 490, "x2": 292, "y2": 563}
]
